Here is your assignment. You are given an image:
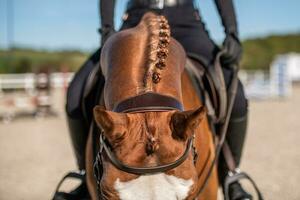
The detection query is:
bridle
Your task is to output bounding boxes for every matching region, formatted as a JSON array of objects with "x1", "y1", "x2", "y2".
[
  {"x1": 98, "y1": 133, "x2": 193, "y2": 175},
  {"x1": 93, "y1": 92, "x2": 208, "y2": 200},
  {"x1": 93, "y1": 59, "x2": 264, "y2": 200}
]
